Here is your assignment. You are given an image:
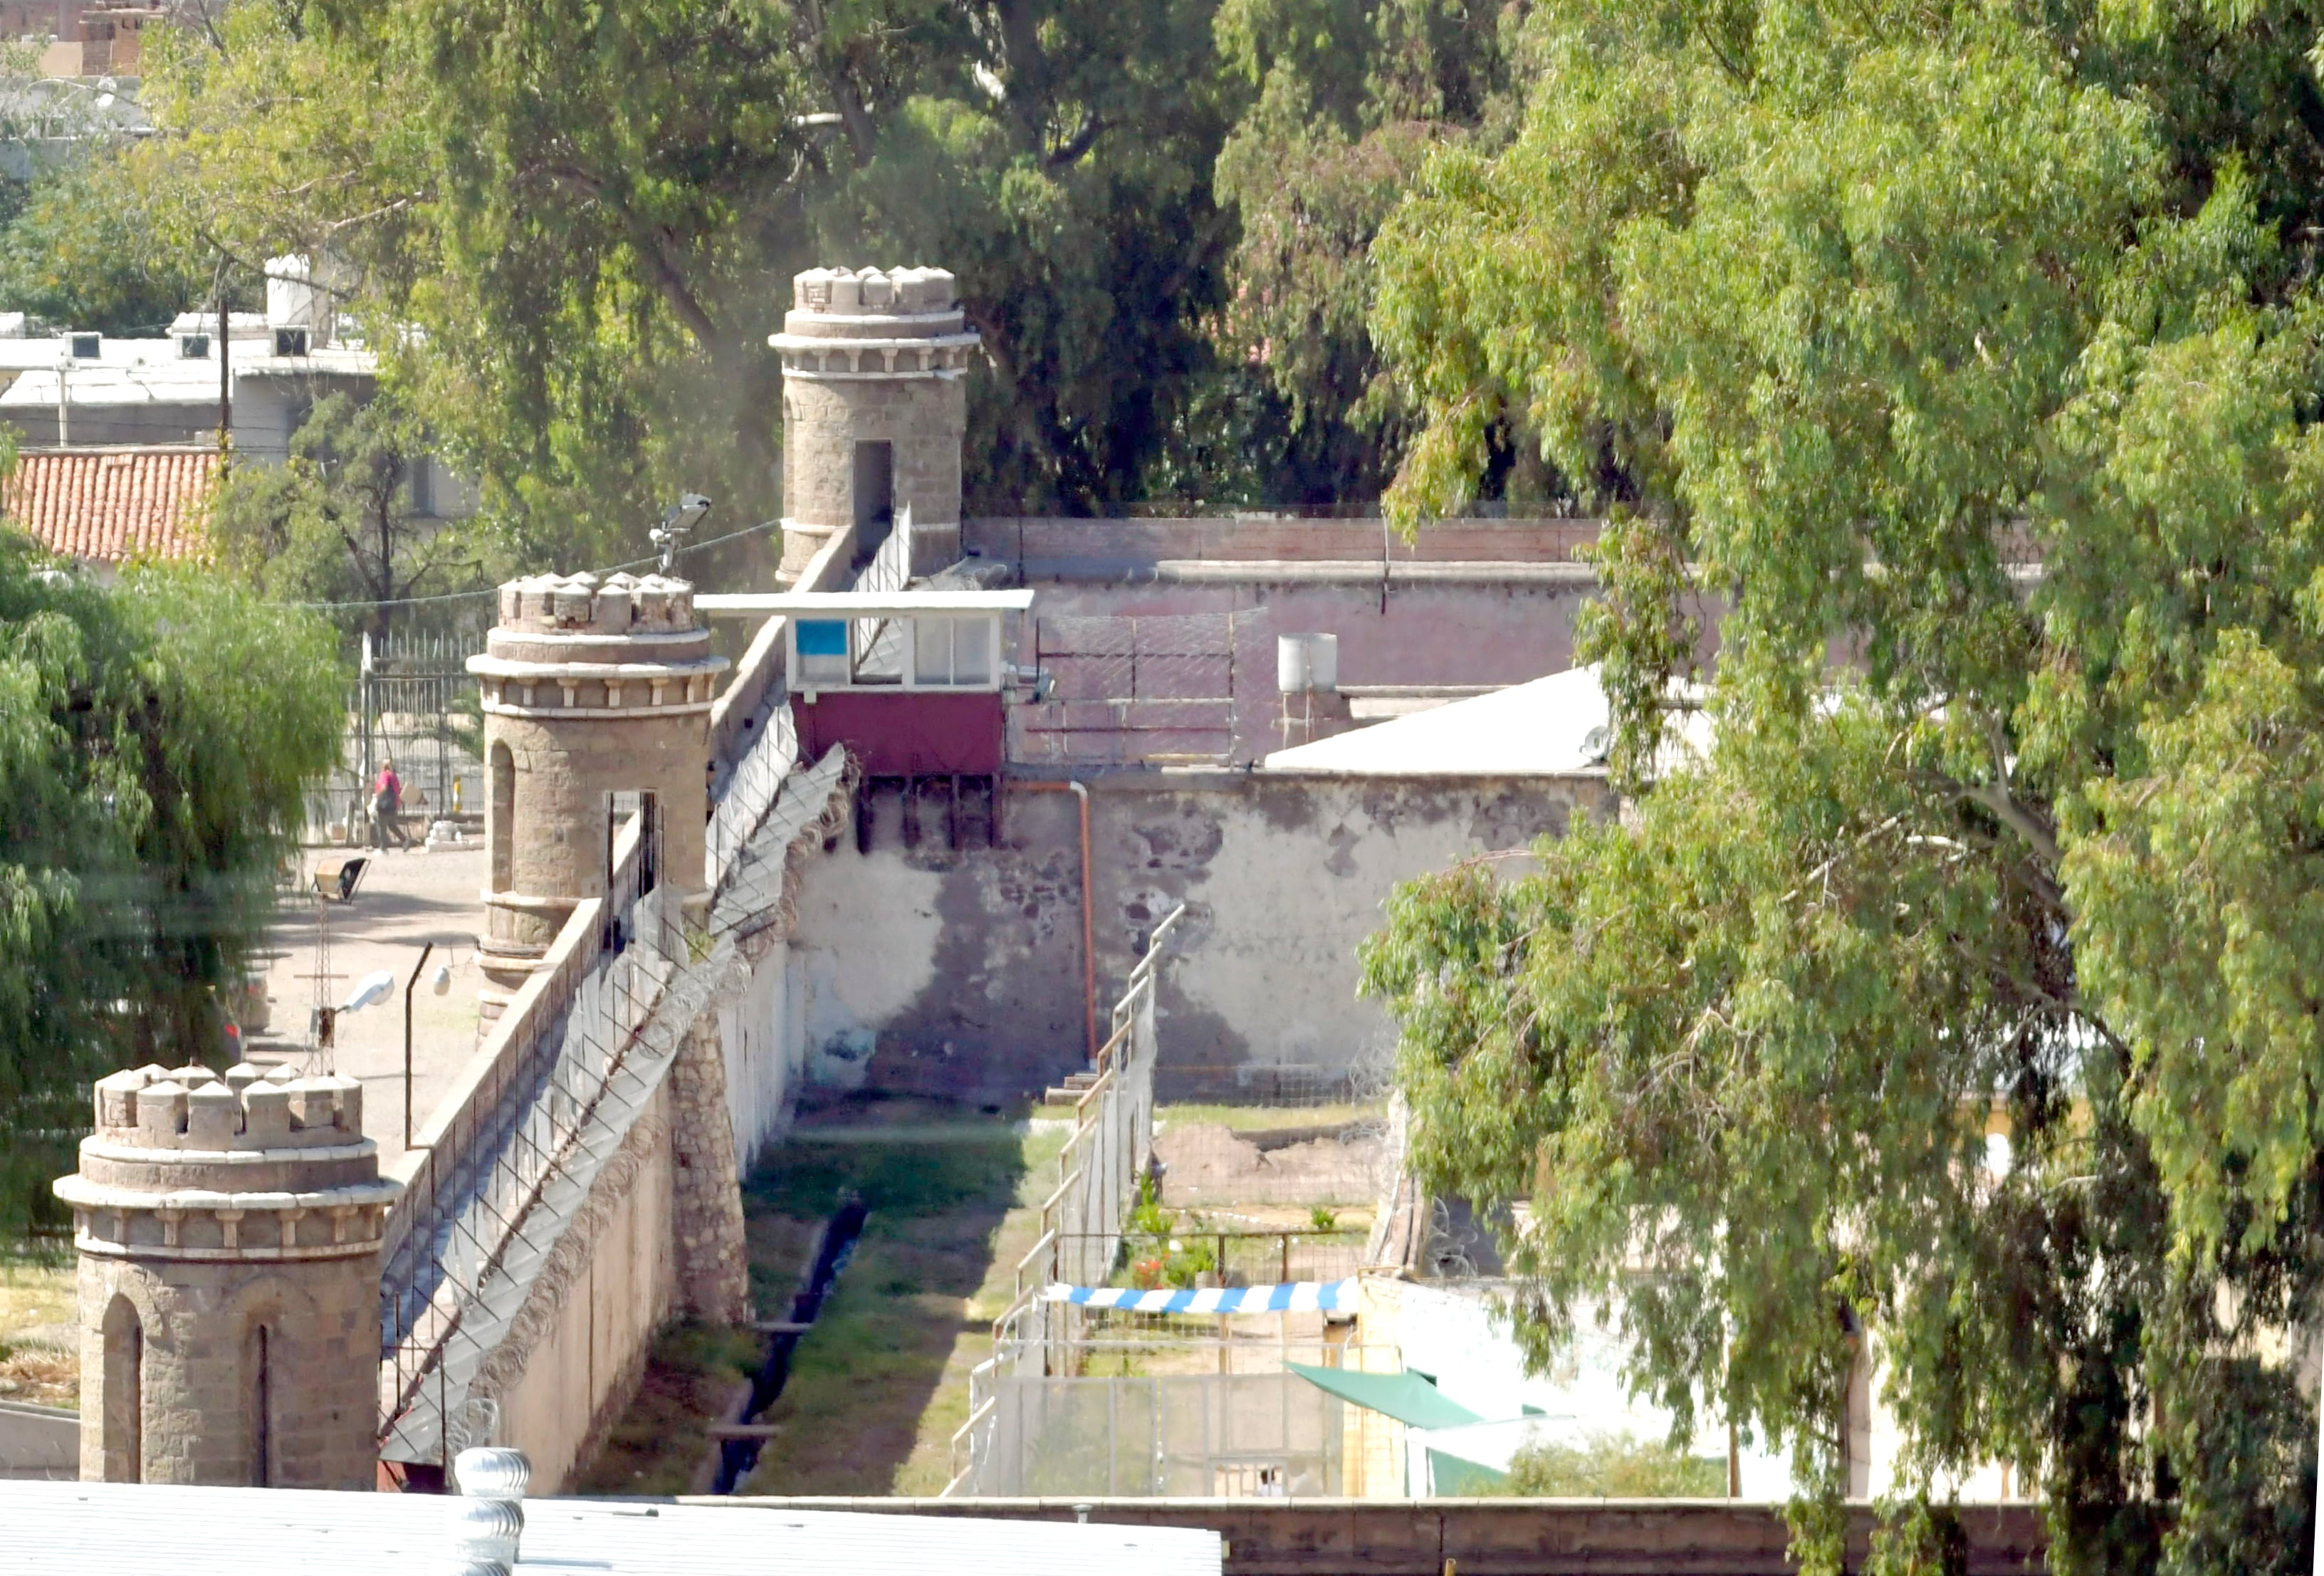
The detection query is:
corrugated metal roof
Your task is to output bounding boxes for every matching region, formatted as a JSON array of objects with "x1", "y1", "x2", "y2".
[
  {"x1": 0, "y1": 1481, "x2": 1223, "y2": 1576},
  {"x1": 4, "y1": 446, "x2": 219, "y2": 565}
]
